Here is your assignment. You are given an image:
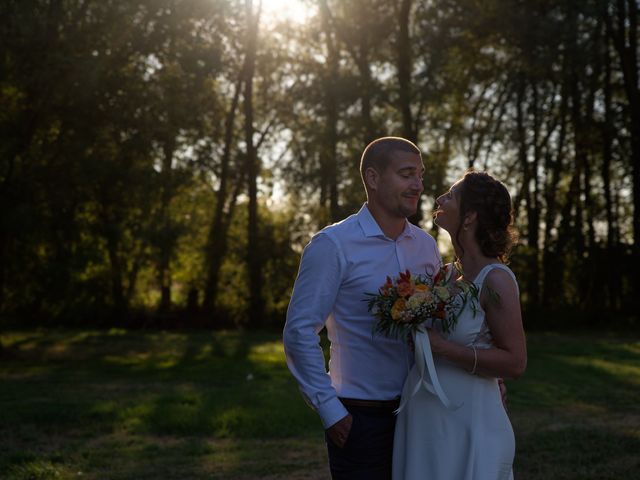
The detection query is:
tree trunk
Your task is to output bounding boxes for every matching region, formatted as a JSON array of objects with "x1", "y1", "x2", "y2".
[
  {"x1": 397, "y1": 0, "x2": 415, "y2": 142},
  {"x1": 570, "y1": 76, "x2": 586, "y2": 258},
  {"x1": 0, "y1": 229, "x2": 5, "y2": 312},
  {"x1": 529, "y1": 84, "x2": 541, "y2": 306},
  {"x1": 602, "y1": 22, "x2": 619, "y2": 309},
  {"x1": 319, "y1": 0, "x2": 340, "y2": 223},
  {"x1": 336, "y1": 0, "x2": 376, "y2": 144},
  {"x1": 356, "y1": 21, "x2": 376, "y2": 144},
  {"x1": 555, "y1": 162, "x2": 581, "y2": 307},
  {"x1": 583, "y1": 23, "x2": 601, "y2": 254},
  {"x1": 608, "y1": 0, "x2": 640, "y2": 301},
  {"x1": 603, "y1": 20, "x2": 616, "y2": 251},
  {"x1": 515, "y1": 76, "x2": 539, "y2": 306},
  {"x1": 105, "y1": 226, "x2": 126, "y2": 315},
  {"x1": 202, "y1": 76, "x2": 243, "y2": 313},
  {"x1": 244, "y1": 0, "x2": 263, "y2": 326},
  {"x1": 157, "y1": 138, "x2": 175, "y2": 313},
  {"x1": 542, "y1": 78, "x2": 568, "y2": 308},
  {"x1": 396, "y1": 0, "x2": 422, "y2": 225}
]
